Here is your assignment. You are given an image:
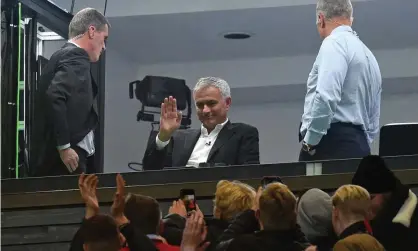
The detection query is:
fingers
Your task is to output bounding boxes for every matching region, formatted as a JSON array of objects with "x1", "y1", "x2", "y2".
[
  {"x1": 78, "y1": 173, "x2": 86, "y2": 188},
  {"x1": 74, "y1": 151, "x2": 79, "y2": 163},
  {"x1": 171, "y1": 96, "x2": 177, "y2": 113},
  {"x1": 199, "y1": 242, "x2": 211, "y2": 251},
  {"x1": 85, "y1": 174, "x2": 97, "y2": 189},
  {"x1": 92, "y1": 176, "x2": 99, "y2": 194},
  {"x1": 161, "y1": 101, "x2": 167, "y2": 118},
  {"x1": 116, "y1": 174, "x2": 126, "y2": 196},
  {"x1": 201, "y1": 225, "x2": 208, "y2": 240},
  {"x1": 68, "y1": 151, "x2": 79, "y2": 172}
]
